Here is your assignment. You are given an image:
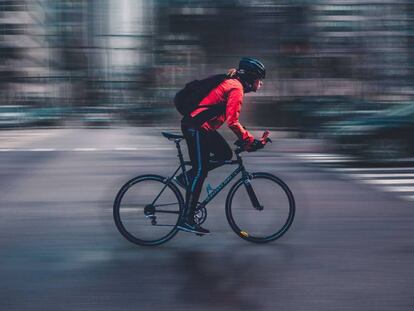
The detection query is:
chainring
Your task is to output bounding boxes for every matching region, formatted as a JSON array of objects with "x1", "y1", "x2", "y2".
[{"x1": 194, "y1": 206, "x2": 207, "y2": 225}]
